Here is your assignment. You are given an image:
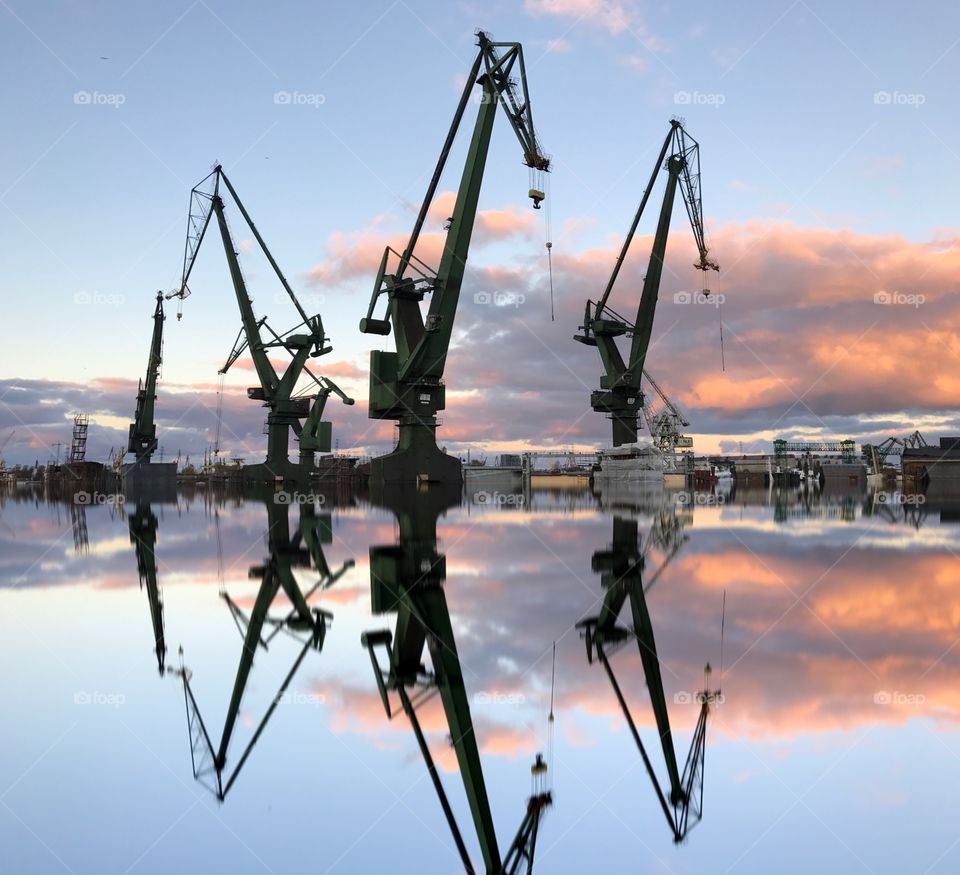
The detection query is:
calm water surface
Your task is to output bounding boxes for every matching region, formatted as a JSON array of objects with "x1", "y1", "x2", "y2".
[{"x1": 1, "y1": 483, "x2": 958, "y2": 874}]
